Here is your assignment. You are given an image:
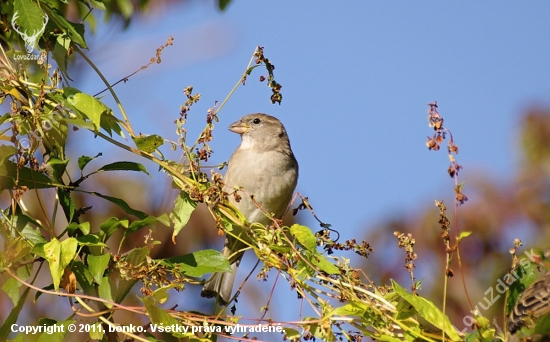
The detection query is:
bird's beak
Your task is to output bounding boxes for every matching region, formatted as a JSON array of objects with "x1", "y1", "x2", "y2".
[{"x1": 228, "y1": 121, "x2": 250, "y2": 134}]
